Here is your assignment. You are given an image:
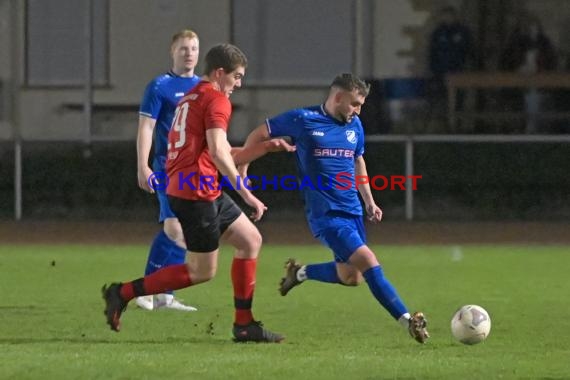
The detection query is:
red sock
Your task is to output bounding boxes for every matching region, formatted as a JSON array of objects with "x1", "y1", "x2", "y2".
[
  {"x1": 232, "y1": 257, "x2": 257, "y2": 325},
  {"x1": 119, "y1": 282, "x2": 136, "y2": 301},
  {"x1": 119, "y1": 264, "x2": 192, "y2": 302}
]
